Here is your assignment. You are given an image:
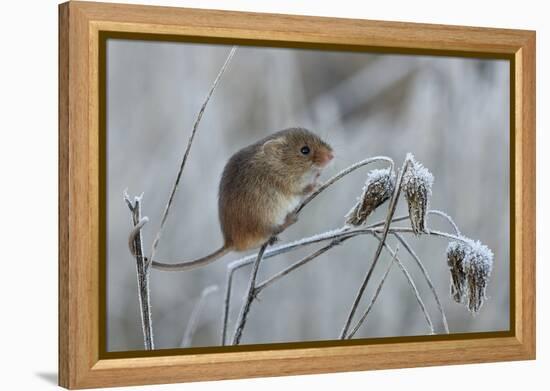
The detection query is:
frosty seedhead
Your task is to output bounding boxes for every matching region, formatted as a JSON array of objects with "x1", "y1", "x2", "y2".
[
  {"x1": 447, "y1": 241, "x2": 468, "y2": 304},
  {"x1": 345, "y1": 168, "x2": 396, "y2": 226},
  {"x1": 446, "y1": 238, "x2": 494, "y2": 314},
  {"x1": 401, "y1": 155, "x2": 434, "y2": 235}
]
